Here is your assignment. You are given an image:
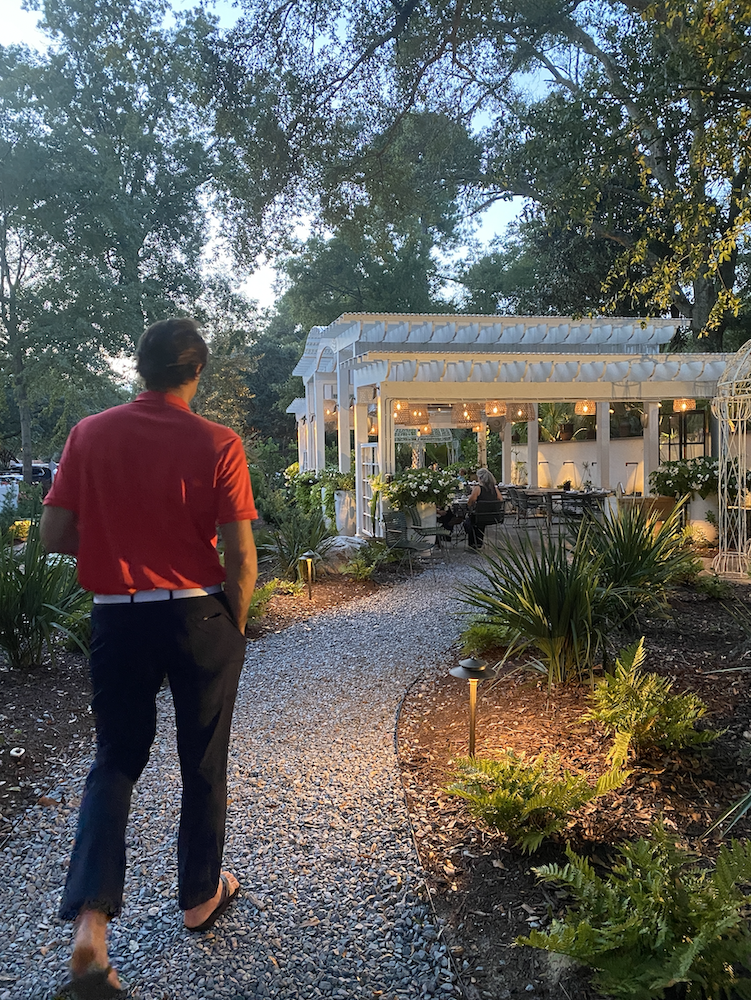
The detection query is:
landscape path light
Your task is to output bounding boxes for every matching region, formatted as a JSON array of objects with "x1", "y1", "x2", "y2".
[
  {"x1": 298, "y1": 550, "x2": 316, "y2": 600},
  {"x1": 449, "y1": 657, "x2": 490, "y2": 756}
]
